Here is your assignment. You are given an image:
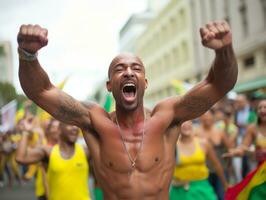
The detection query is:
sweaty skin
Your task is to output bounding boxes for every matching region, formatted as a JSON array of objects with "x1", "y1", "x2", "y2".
[{"x1": 17, "y1": 21, "x2": 238, "y2": 199}]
